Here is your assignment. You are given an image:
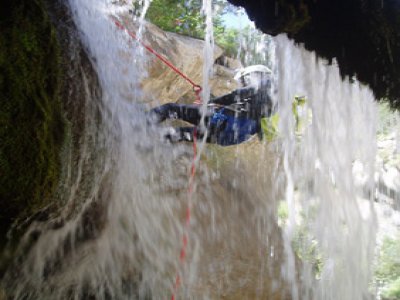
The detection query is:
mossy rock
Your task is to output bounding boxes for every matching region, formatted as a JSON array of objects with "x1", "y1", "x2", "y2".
[{"x1": 0, "y1": 0, "x2": 64, "y2": 244}]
